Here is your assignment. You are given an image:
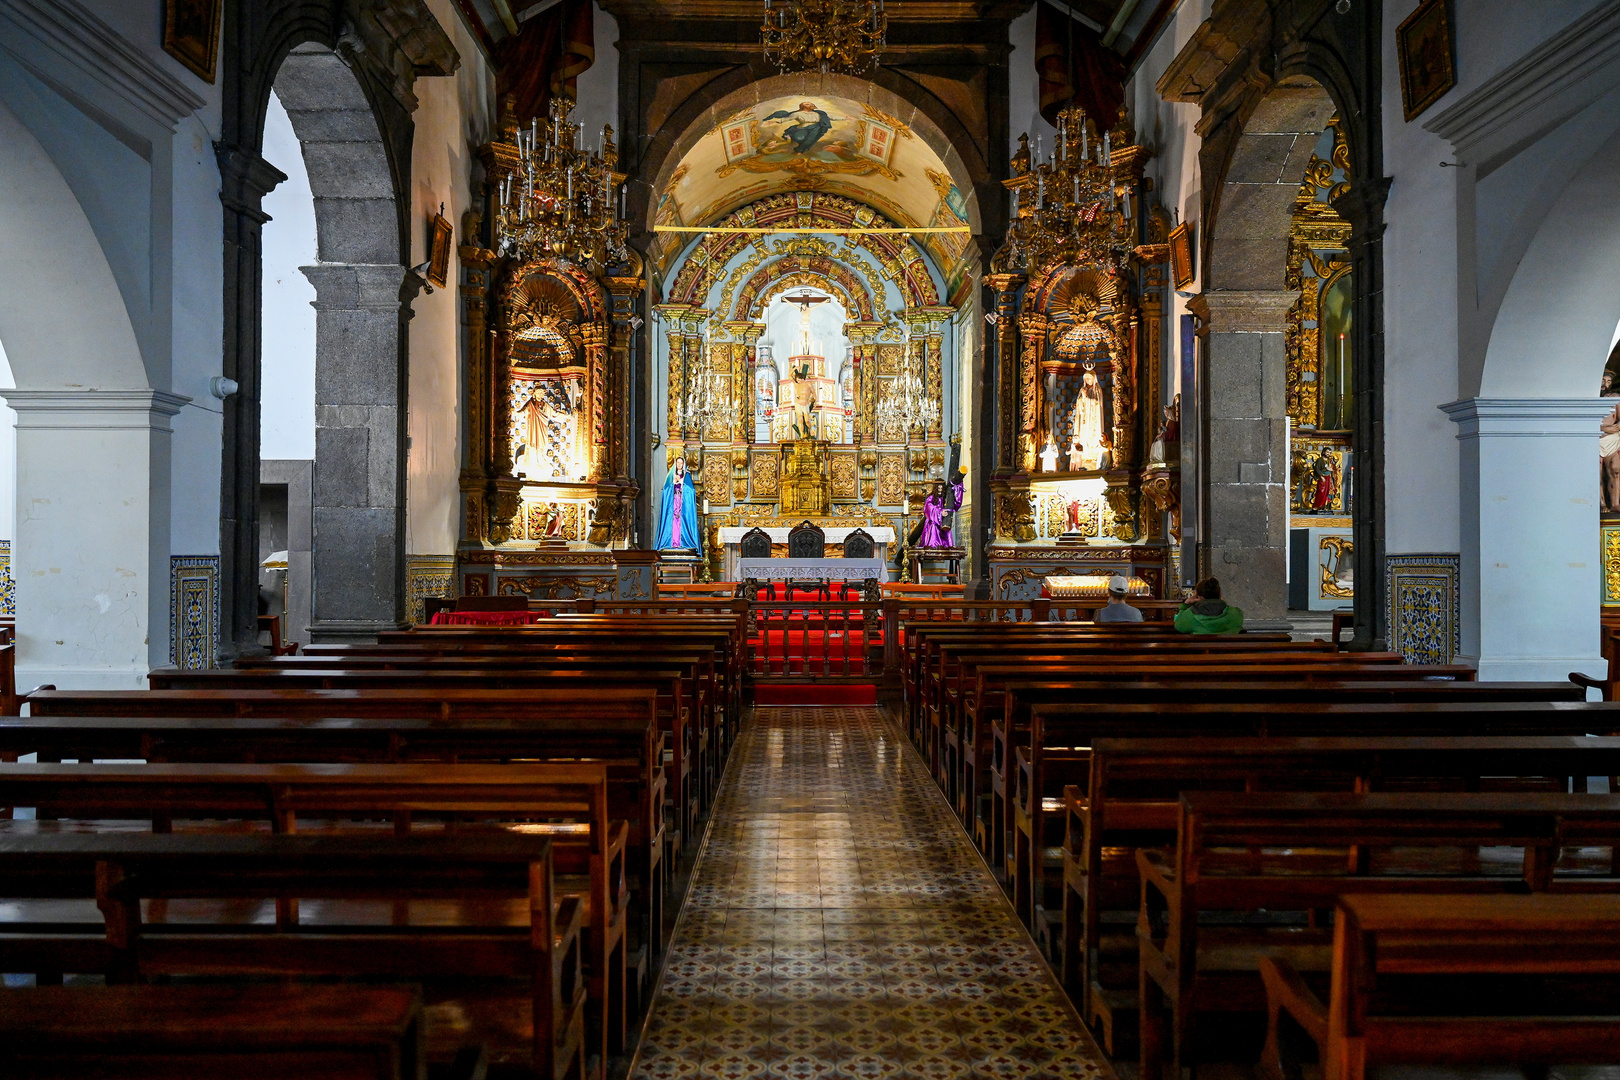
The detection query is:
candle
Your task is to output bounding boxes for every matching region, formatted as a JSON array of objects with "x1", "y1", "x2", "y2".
[
  {"x1": 1103, "y1": 131, "x2": 1110, "y2": 165},
  {"x1": 1081, "y1": 124, "x2": 1088, "y2": 161}
]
